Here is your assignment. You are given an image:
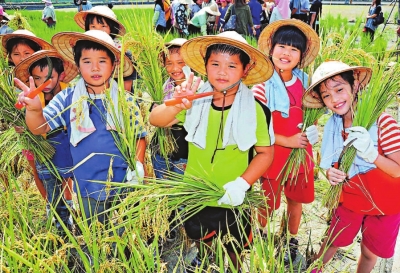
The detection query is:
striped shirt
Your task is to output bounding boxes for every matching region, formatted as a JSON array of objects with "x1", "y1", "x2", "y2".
[
  {"x1": 378, "y1": 112, "x2": 400, "y2": 155},
  {"x1": 251, "y1": 83, "x2": 267, "y2": 105}
]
